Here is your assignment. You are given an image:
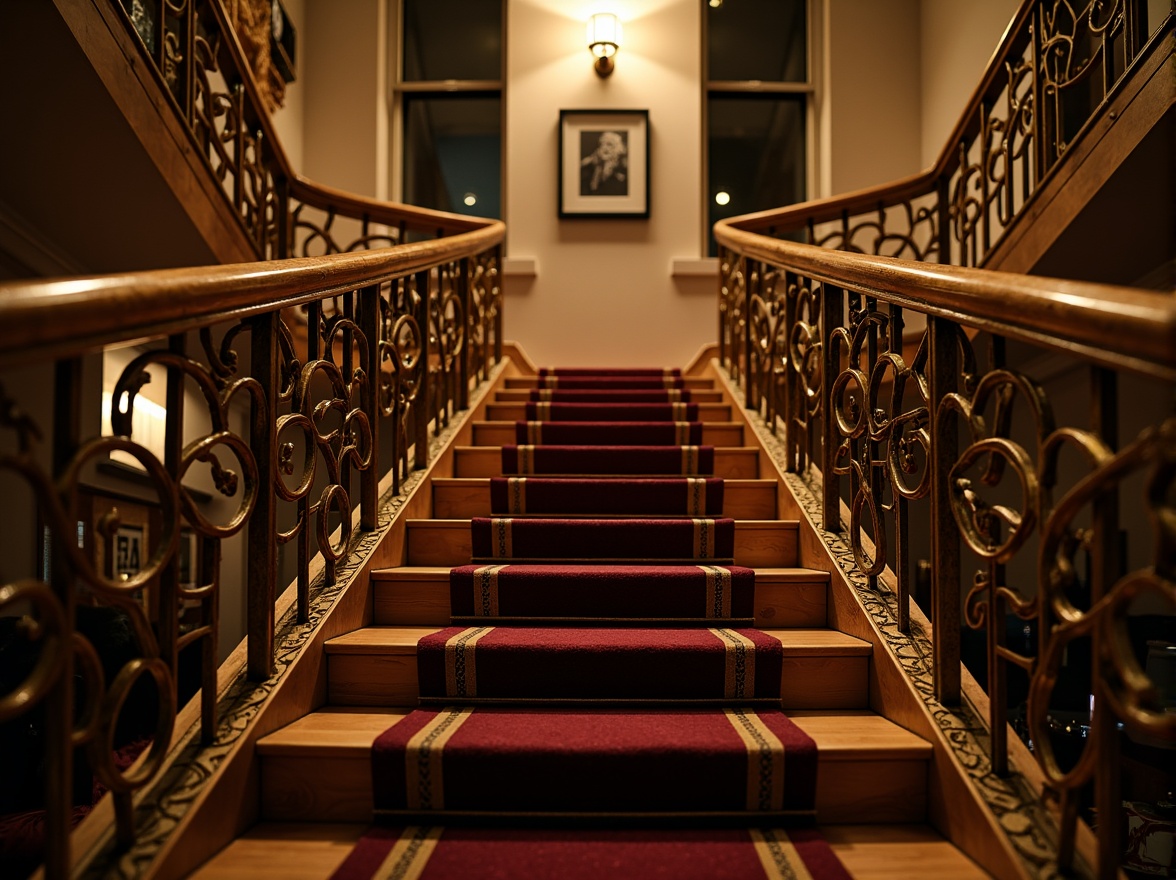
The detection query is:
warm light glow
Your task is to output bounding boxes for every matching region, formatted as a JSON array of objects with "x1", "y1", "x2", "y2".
[
  {"x1": 463, "y1": 193, "x2": 477, "y2": 207},
  {"x1": 587, "y1": 13, "x2": 622, "y2": 58},
  {"x1": 714, "y1": 191, "x2": 731, "y2": 206},
  {"x1": 709, "y1": 0, "x2": 723, "y2": 7}
]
